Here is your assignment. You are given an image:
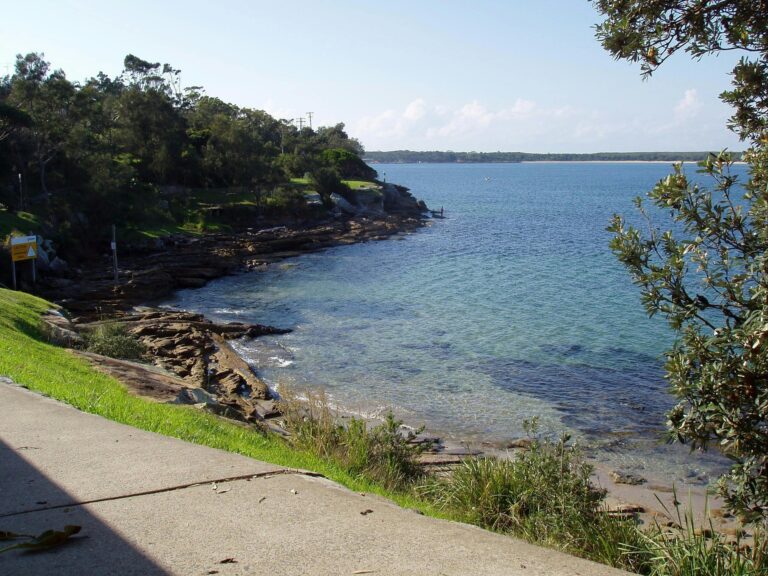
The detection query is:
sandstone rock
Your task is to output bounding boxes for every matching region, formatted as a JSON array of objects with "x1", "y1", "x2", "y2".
[
  {"x1": 211, "y1": 334, "x2": 270, "y2": 400},
  {"x1": 610, "y1": 504, "x2": 645, "y2": 514},
  {"x1": 330, "y1": 193, "x2": 358, "y2": 214},
  {"x1": 252, "y1": 399, "x2": 280, "y2": 420},
  {"x1": 506, "y1": 438, "x2": 534, "y2": 450},
  {"x1": 176, "y1": 387, "x2": 220, "y2": 406},
  {"x1": 171, "y1": 344, "x2": 200, "y2": 359},
  {"x1": 40, "y1": 309, "x2": 82, "y2": 348},
  {"x1": 49, "y1": 257, "x2": 70, "y2": 275},
  {"x1": 609, "y1": 470, "x2": 647, "y2": 485}
]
